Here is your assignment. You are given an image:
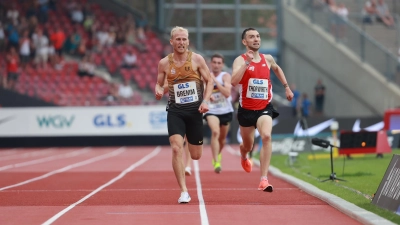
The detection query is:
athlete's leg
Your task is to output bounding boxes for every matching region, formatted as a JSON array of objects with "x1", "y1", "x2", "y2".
[
  {"x1": 239, "y1": 126, "x2": 256, "y2": 159},
  {"x1": 218, "y1": 123, "x2": 230, "y2": 154},
  {"x1": 256, "y1": 115, "x2": 273, "y2": 177},
  {"x1": 183, "y1": 136, "x2": 192, "y2": 175},
  {"x1": 169, "y1": 134, "x2": 187, "y2": 192},
  {"x1": 206, "y1": 115, "x2": 221, "y2": 163}
]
